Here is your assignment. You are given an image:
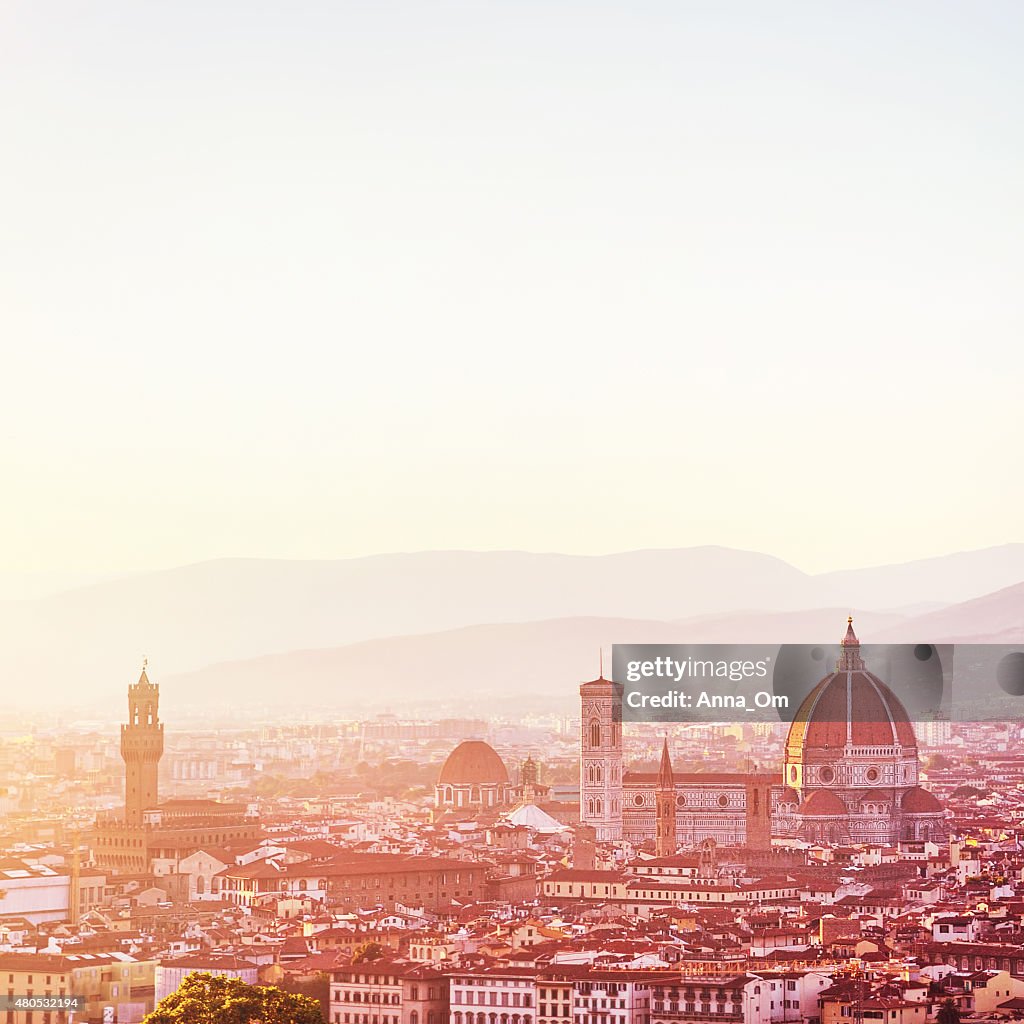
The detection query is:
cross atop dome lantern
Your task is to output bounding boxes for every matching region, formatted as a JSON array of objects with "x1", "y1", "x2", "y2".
[{"x1": 838, "y1": 615, "x2": 865, "y2": 670}]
